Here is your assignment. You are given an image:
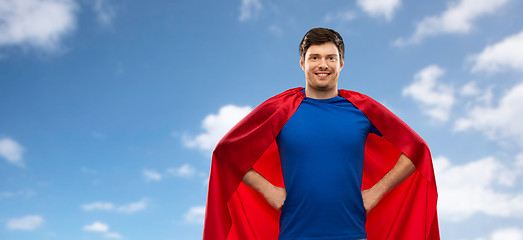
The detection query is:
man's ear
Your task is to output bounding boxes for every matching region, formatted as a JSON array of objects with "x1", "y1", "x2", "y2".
[
  {"x1": 340, "y1": 58, "x2": 344, "y2": 70},
  {"x1": 300, "y1": 57, "x2": 305, "y2": 71}
]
